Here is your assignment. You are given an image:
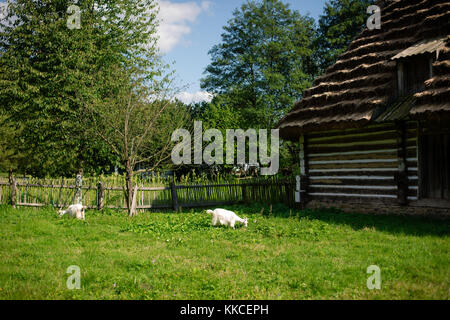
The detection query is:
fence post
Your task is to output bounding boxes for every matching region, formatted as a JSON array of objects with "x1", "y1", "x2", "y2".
[
  {"x1": 58, "y1": 177, "x2": 64, "y2": 208},
  {"x1": 300, "y1": 175, "x2": 309, "y2": 209},
  {"x1": 170, "y1": 176, "x2": 179, "y2": 212},
  {"x1": 76, "y1": 172, "x2": 83, "y2": 205},
  {"x1": 285, "y1": 179, "x2": 292, "y2": 208},
  {"x1": 97, "y1": 181, "x2": 104, "y2": 211},
  {"x1": 242, "y1": 182, "x2": 248, "y2": 204},
  {"x1": 10, "y1": 177, "x2": 16, "y2": 208}
]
